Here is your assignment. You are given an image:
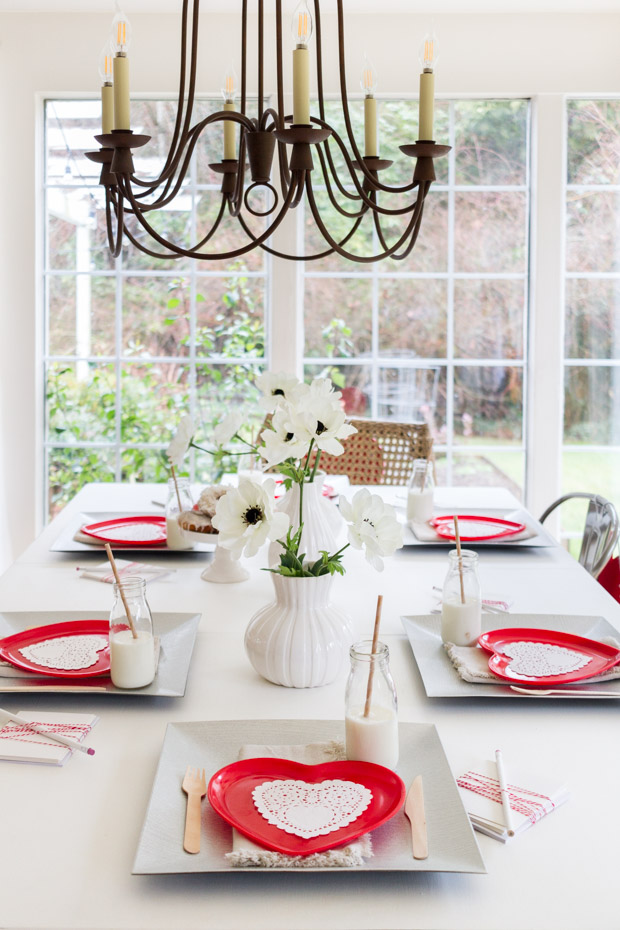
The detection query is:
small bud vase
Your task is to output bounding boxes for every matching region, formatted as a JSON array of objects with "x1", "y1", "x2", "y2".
[
  {"x1": 244, "y1": 572, "x2": 354, "y2": 688},
  {"x1": 268, "y1": 473, "x2": 343, "y2": 567}
]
